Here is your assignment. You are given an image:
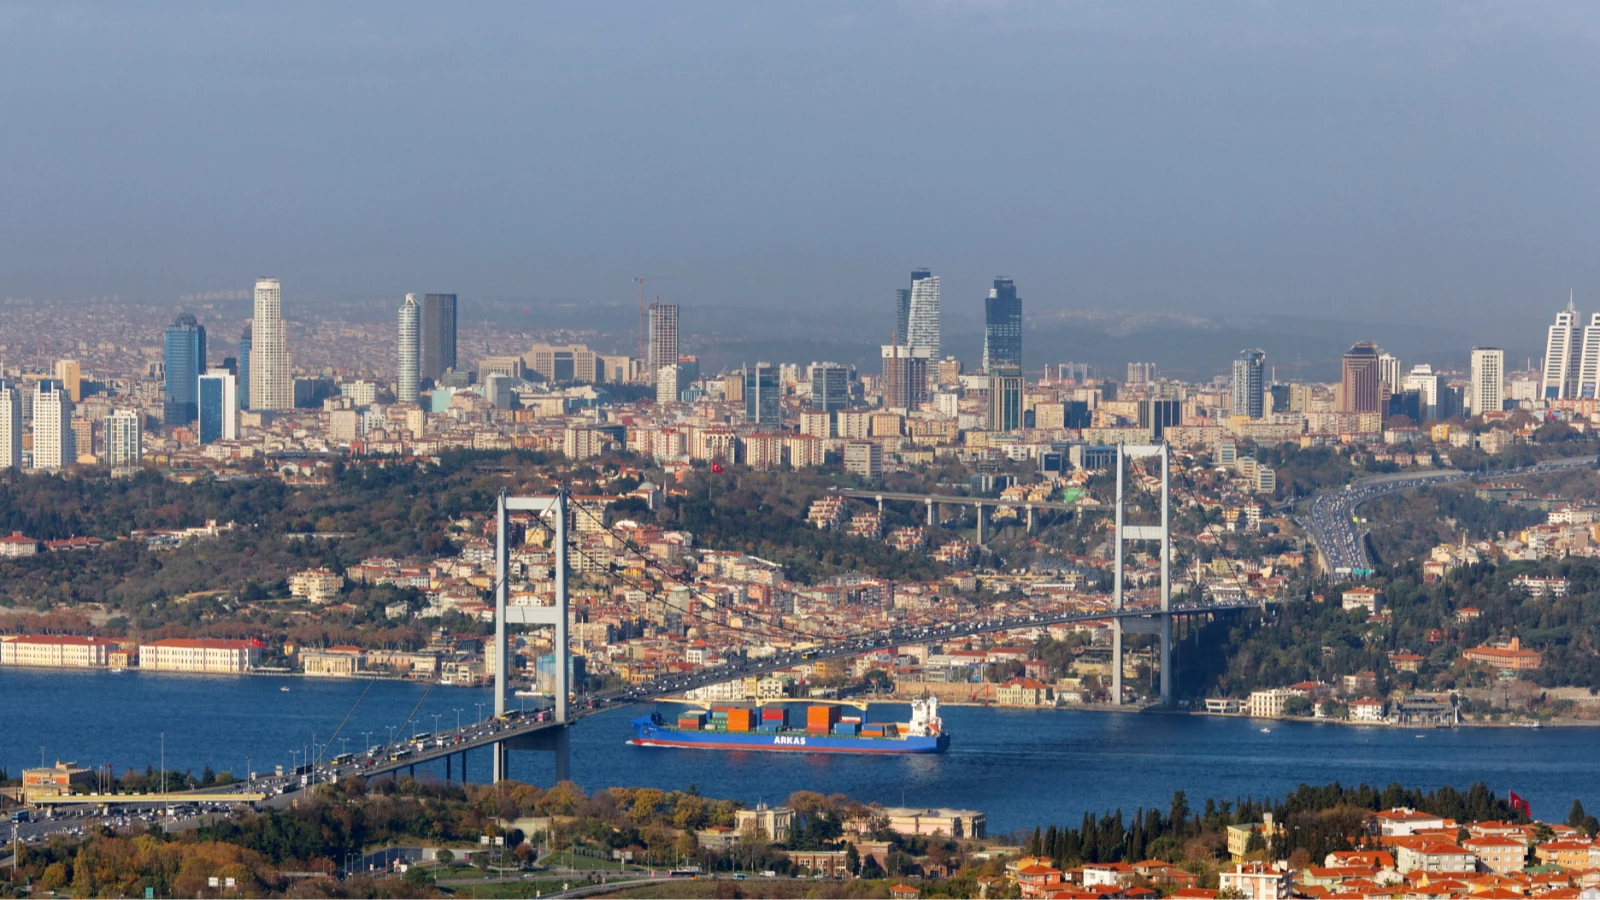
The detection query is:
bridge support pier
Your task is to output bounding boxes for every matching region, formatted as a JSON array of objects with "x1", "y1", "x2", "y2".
[
  {"x1": 975, "y1": 504, "x2": 989, "y2": 543},
  {"x1": 1025, "y1": 505, "x2": 1037, "y2": 534},
  {"x1": 926, "y1": 499, "x2": 935, "y2": 526},
  {"x1": 1111, "y1": 442, "x2": 1174, "y2": 707},
  {"x1": 876, "y1": 495, "x2": 884, "y2": 513}
]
